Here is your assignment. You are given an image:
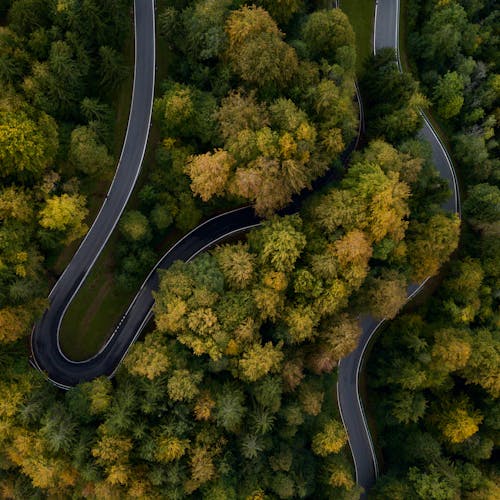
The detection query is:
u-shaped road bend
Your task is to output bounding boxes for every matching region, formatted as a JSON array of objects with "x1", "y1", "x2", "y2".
[
  {"x1": 31, "y1": 0, "x2": 157, "y2": 388},
  {"x1": 30, "y1": 0, "x2": 356, "y2": 389},
  {"x1": 31, "y1": 1, "x2": 460, "y2": 498},
  {"x1": 337, "y1": 0, "x2": 461, "y2": 496}
]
